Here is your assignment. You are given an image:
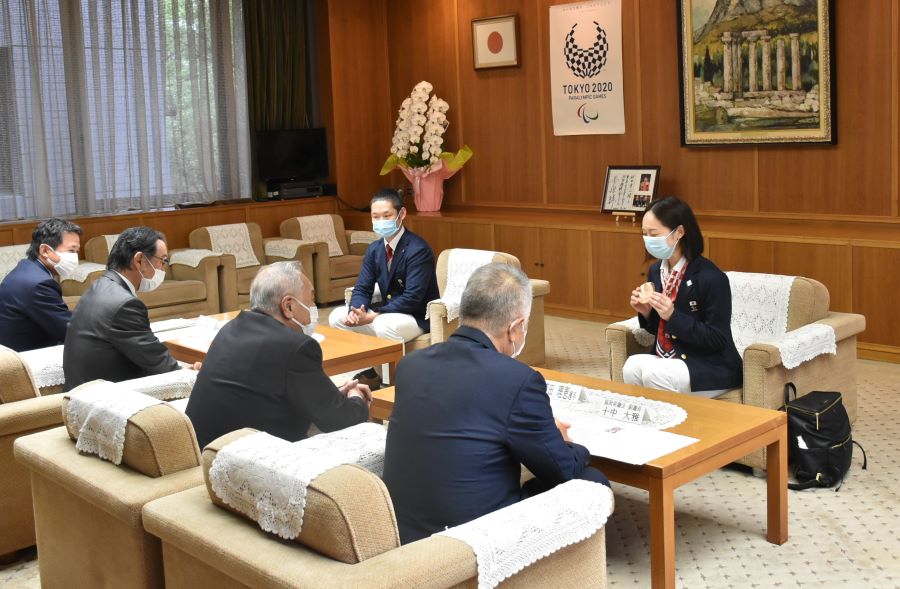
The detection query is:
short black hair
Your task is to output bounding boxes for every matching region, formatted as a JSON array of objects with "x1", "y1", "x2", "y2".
[
  {"x1": 370, "y1": 188, "x2": 404, "y2": 212},
  {"x1": 646, "y1": 196, "x2": 704, "y2": 261},
  {"x1": 107, "y1": 226, "x2": 166, "y2": 271},
  {"x1": 26, "y1": 218, "x2": 83, "y2": 260}
]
